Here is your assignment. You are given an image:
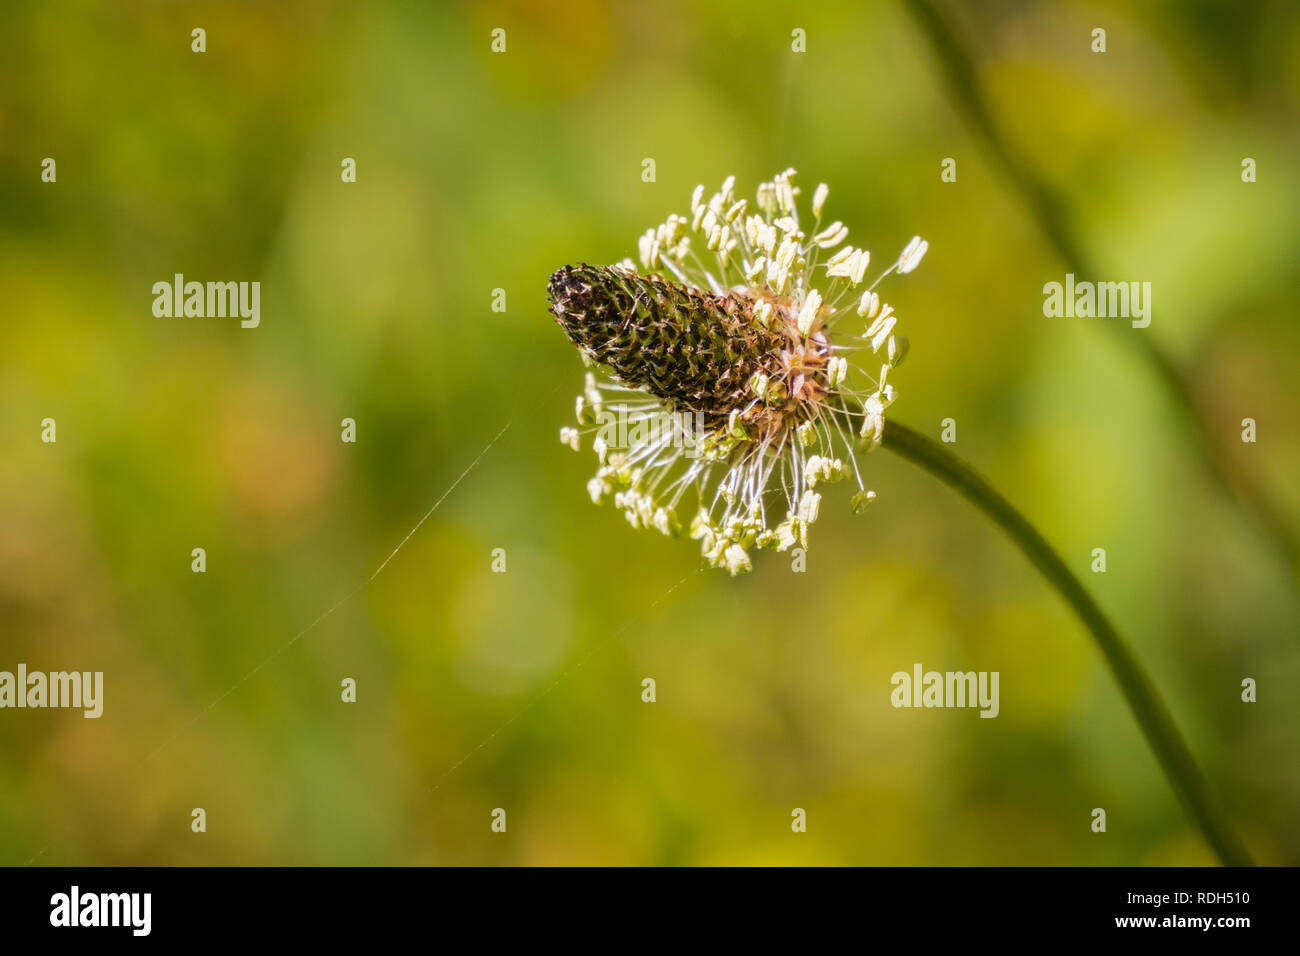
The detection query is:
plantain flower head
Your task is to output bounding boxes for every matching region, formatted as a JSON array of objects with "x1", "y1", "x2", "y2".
[{"x1": 547, "y1": 169, "x2": 926, "y2": 575}]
